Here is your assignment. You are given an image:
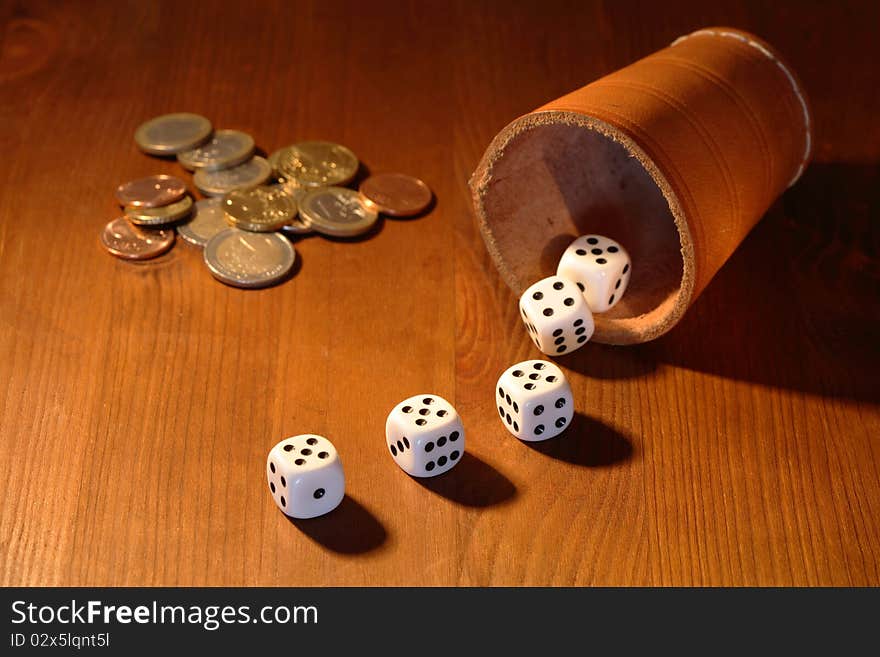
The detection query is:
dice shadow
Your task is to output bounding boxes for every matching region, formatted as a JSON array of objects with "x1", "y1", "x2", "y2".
[
  {"x1": 524, "y1": 412, "x2": 634, "y2": 467},
  {"x1": 287, "y1": 494, "x2": 387, "y2": 555},
  {"x1": 414, "y1": 452, "x2": 517, "y2": 507}
]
